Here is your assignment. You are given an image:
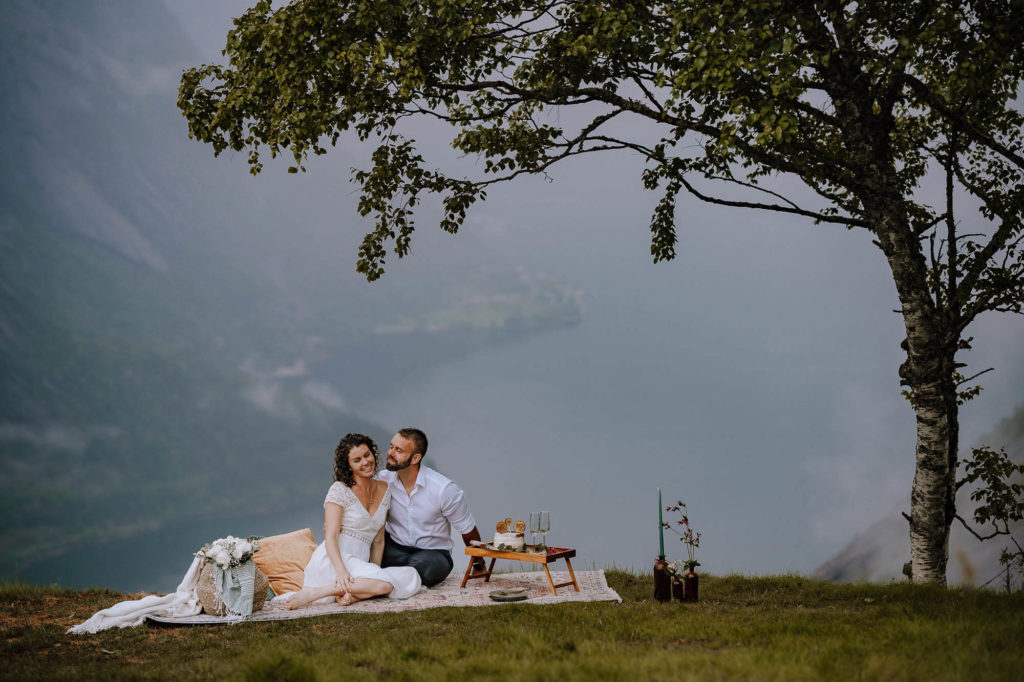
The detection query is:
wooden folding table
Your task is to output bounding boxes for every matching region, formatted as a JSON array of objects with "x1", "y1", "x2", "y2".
[{"x1": 462, "y1": 545, "x2": 580, "y2": 595}]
